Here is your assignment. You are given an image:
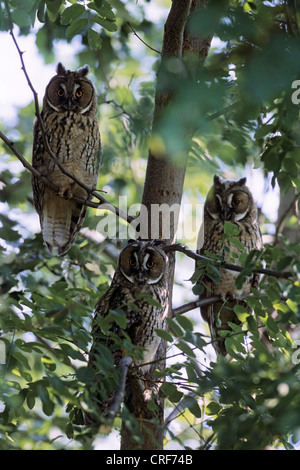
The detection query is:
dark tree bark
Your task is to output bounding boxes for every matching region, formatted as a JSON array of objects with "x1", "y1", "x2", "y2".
[{"x1": 121, "y1": 0, "x2": 212, "y2": 450}]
